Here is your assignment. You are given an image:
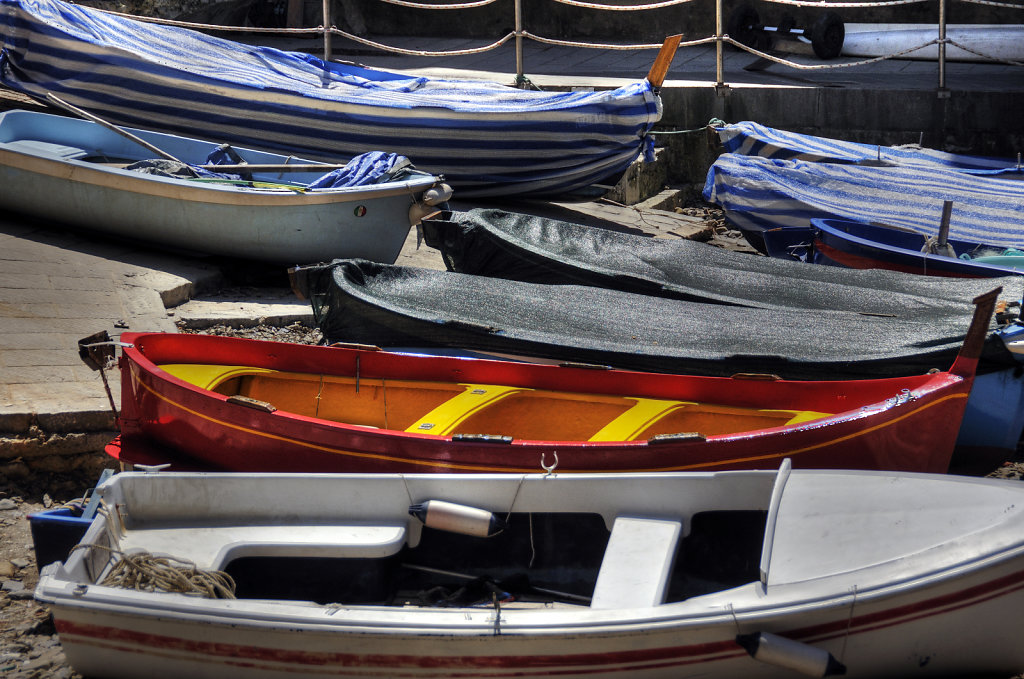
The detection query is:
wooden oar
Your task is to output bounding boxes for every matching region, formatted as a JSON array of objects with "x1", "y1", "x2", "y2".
[
  {"x1": 46, "y1": 92, "x2": 354, "y2": 175},
  {"x1": 197, "y1": 162, "x2": 353, "y2": 174},
  {"x1": 646, "y1": 34, "x2": 682, "y2": 89},
  {"x1": 45, "y1": 92, "x2": 183, "y2": 163}
]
